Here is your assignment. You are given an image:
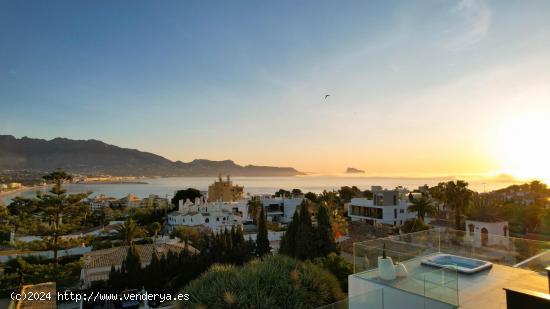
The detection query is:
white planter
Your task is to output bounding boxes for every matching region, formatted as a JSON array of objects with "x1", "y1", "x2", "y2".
[
  {"x1": 396, "y1": 263, "x2": 408, "y2": 277},
  {"x1": 378, "y1": 256, "x2": 396, "y2": 280}
]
